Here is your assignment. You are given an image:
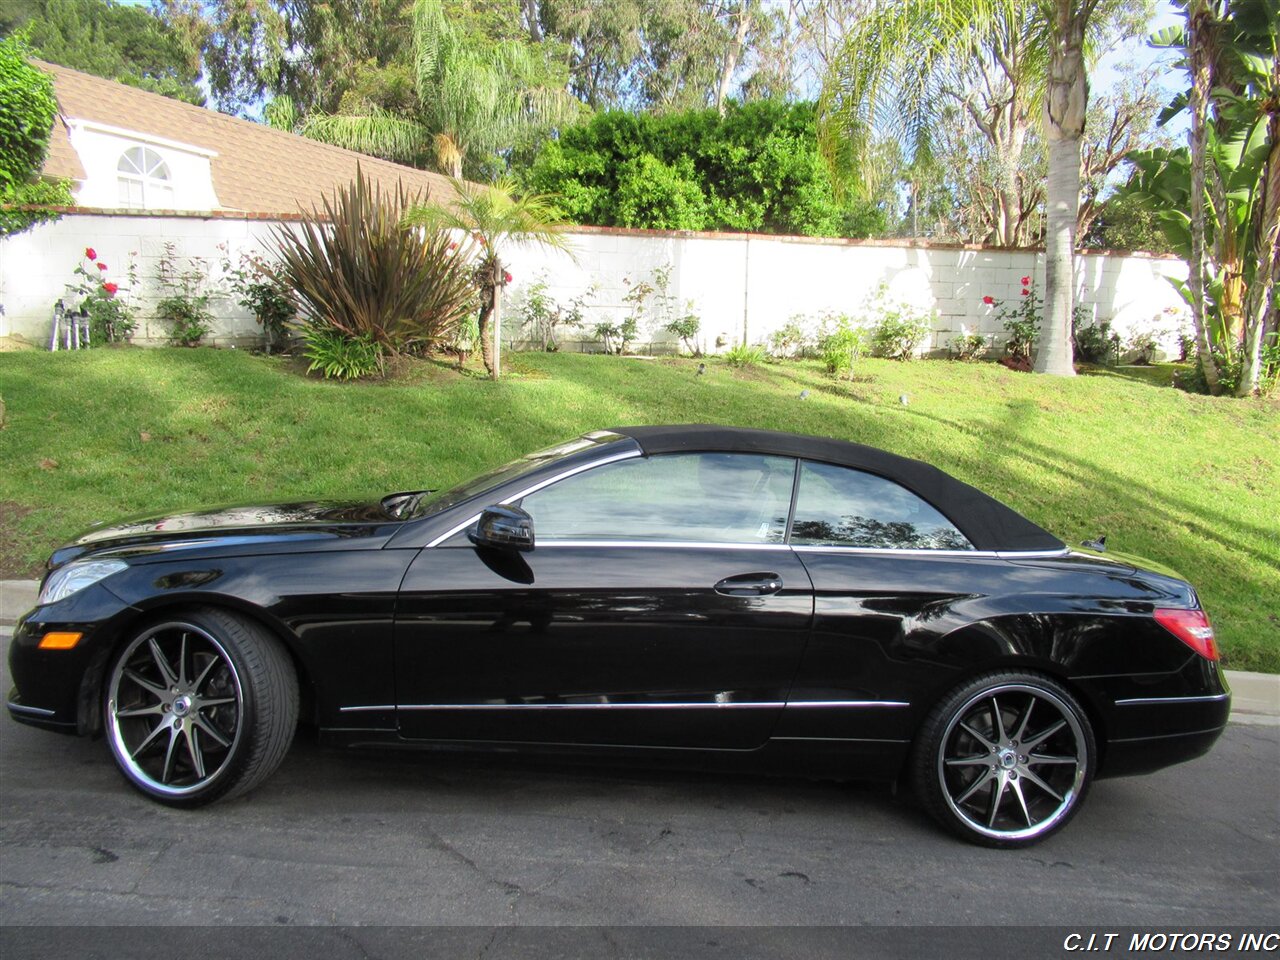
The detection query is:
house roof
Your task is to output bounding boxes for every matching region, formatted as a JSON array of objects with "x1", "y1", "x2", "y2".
[{"x1": 35, "y1": 60, "x2": 464, "y2": 215}]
